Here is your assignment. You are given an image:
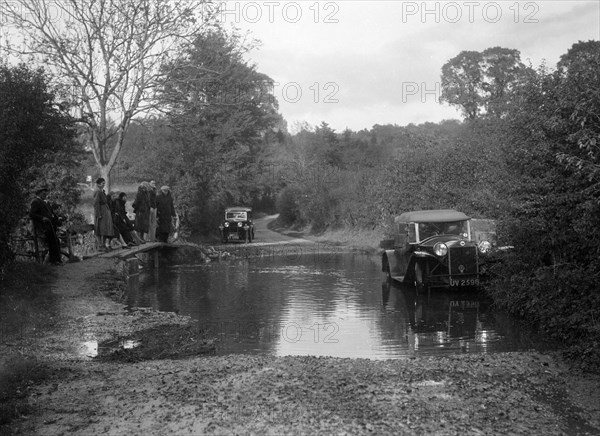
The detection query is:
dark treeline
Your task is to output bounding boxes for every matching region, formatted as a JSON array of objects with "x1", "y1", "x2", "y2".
[{"x1": 269, "y1": 119, "x2": 504, "y2": 233}]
